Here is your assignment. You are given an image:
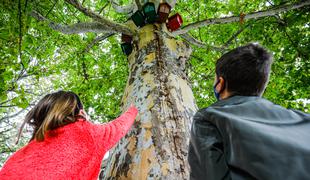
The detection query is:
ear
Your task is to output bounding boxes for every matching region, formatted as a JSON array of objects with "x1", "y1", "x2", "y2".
[
  {"x1": 78, "y1": 109, "x2": 88, "y2": 120},
  {"x1": 79, "y1": 109, "x2": 86, "y2": 116},
  {"x1": 215, "y1": 77, "x2": 225, "y2": 93}
]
